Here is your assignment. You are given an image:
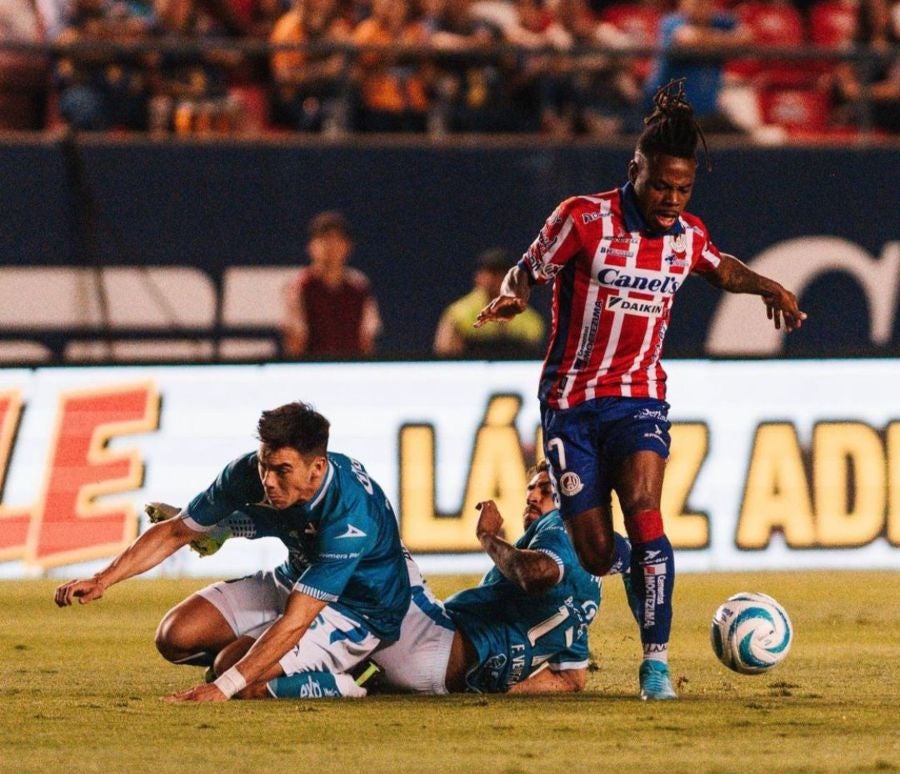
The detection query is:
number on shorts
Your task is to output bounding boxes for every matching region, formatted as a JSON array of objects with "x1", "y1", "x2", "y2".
[{"x1": 547, "y1": 437, "x2": 567, "y2": 470}]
